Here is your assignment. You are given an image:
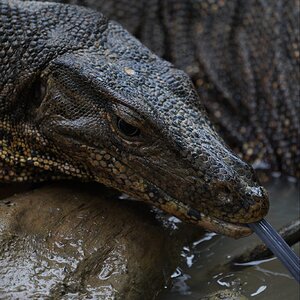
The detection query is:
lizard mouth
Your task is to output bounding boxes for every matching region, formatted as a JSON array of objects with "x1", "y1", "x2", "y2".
[
  {"x1": 157, "y1": 198, "x2": 252, "y2": 239},
  {"x1": 186, "y1": 210, "x2": 252, "y2": 239},
  {"x1": 114, "y1": 173, "x2": 254, "y2": 238},
  {"x1": 89, "y1": 154, "x2": 255, "y2": 238}
]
